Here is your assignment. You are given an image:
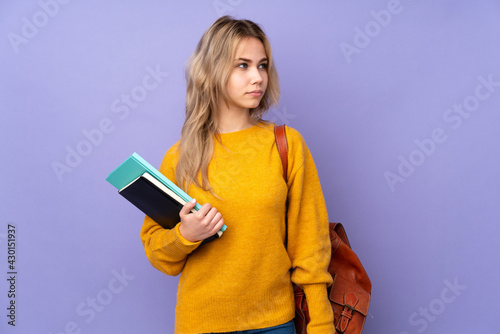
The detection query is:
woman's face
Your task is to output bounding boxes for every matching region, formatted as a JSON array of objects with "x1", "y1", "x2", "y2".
[{"x1": 224, "y1": 37, "x2": 268, "y2": 113}]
